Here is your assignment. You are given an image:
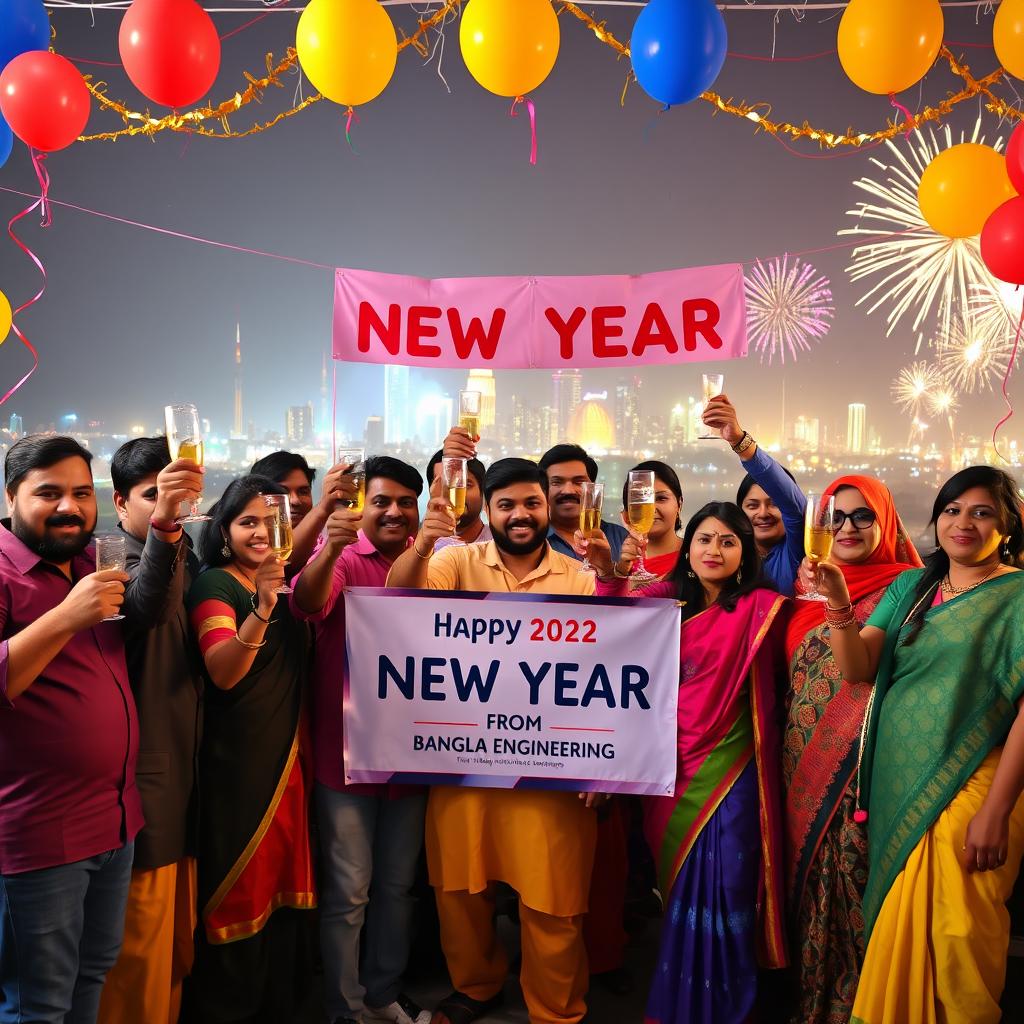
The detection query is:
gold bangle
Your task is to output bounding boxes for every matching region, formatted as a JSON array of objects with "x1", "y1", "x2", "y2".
[
  {"x1": 611, "y1": 563, "x2": 631, "y2": 579},
  {"x1": 413, "y1": 541, "x2": 432, "y2": 559},
  {"x1": 233, "y1": 634, "x2": 267, "y2": 650}
]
